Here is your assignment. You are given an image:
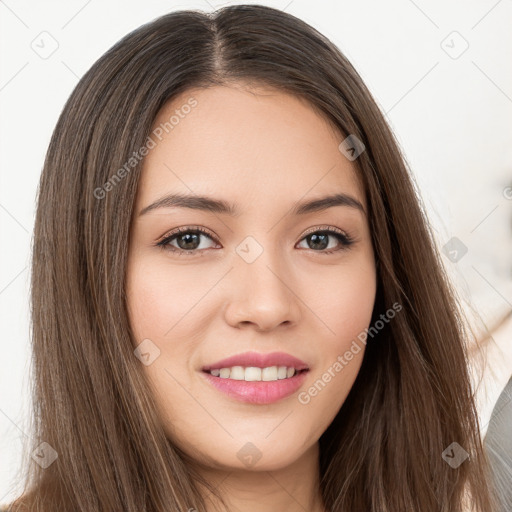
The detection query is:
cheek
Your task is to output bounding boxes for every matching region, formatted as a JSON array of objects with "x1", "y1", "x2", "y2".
[
  {"x1": 126, "y1": 256, "x2": 209, "y2": 343},
  {"x1": 299, "y1": 257, "x2": 376, "y2": 411},
  {"x1": 308, "y1": 255, "x2": 377, "y2": 347},
  {"x1": 125, "y1": 257, "x2": 206, "y2": 431},
  {"x1": 329, "y1": 270, "x2": 376, "y2": 346}
]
